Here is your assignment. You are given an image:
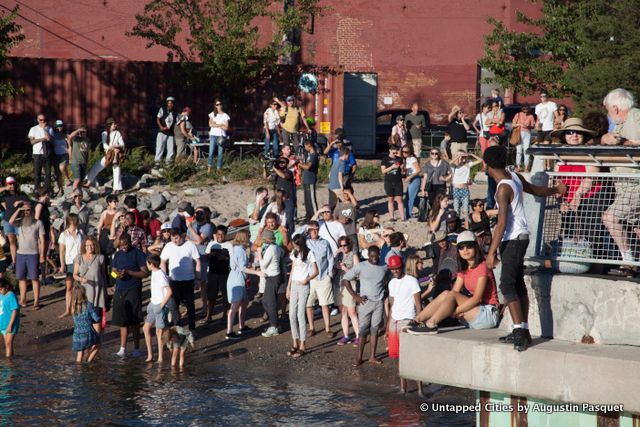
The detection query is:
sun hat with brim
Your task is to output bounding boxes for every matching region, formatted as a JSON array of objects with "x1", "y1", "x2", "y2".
[
  {"x1": 550, "y1": 118, "x2": 597, "y2": 139},
  {"x1": 456, "y1": 230, "x2": 477, "y2": 245}
]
